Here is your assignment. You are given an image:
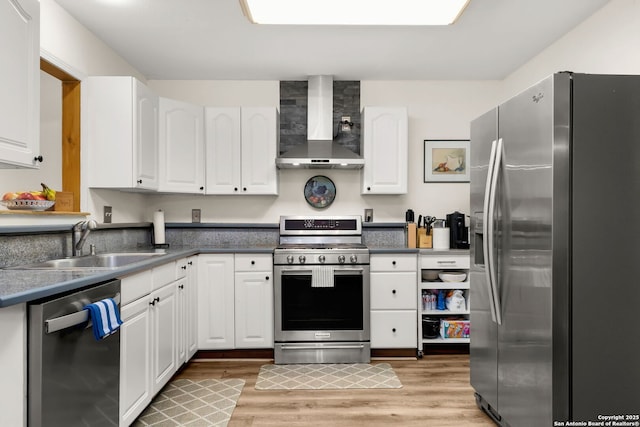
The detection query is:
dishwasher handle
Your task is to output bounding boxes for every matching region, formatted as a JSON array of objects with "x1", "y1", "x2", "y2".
[{"x1": 45, "y1": 293, "x2": 121, "y2": 334}]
